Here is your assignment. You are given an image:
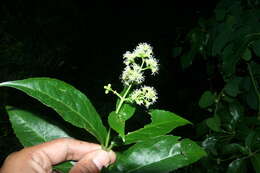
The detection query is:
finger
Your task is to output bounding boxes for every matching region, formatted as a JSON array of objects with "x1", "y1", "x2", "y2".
[
  {"x1": 69, "y1": 149, "x2": 116, "y2": 173},
  {"x1": 31, "y1": 138, "x2": 101, "y2": 165}
]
